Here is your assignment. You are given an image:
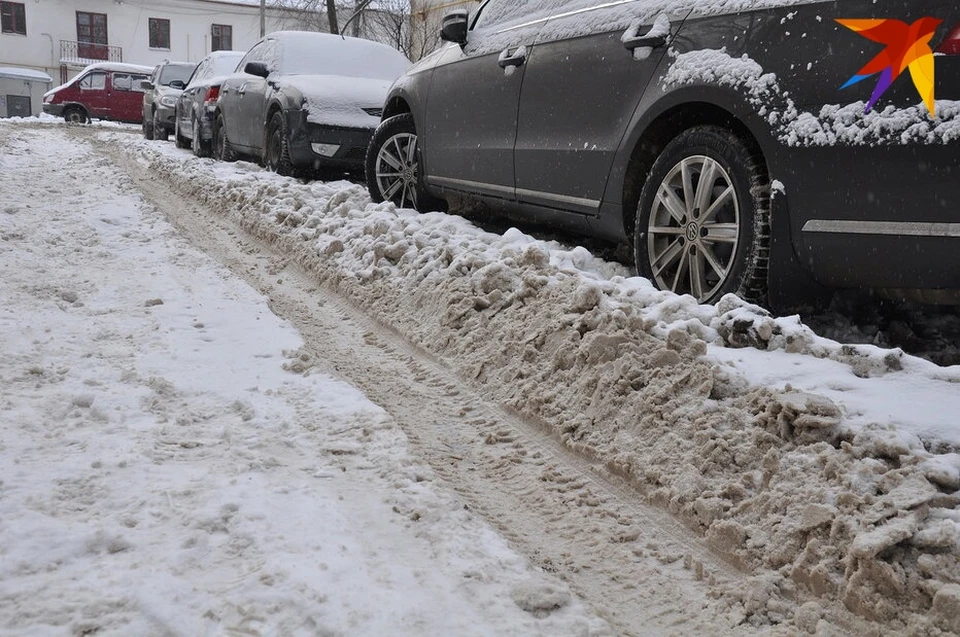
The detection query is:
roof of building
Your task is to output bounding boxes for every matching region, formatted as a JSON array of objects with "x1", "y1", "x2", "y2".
[{"x1": 0, "y1": 67, "x2": 53, "y2": 82}]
